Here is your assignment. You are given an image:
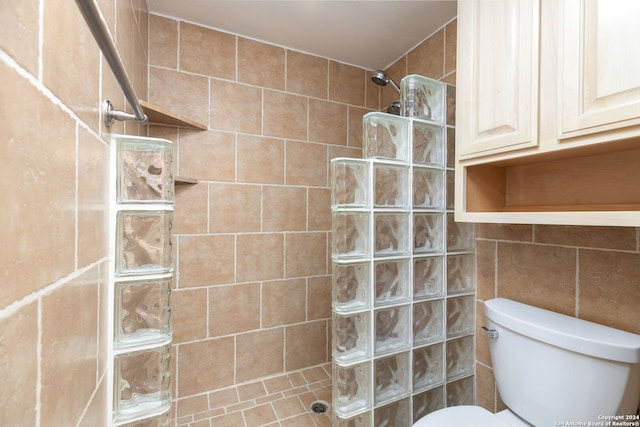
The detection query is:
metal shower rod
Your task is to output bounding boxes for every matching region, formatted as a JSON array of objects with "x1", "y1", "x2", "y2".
[{"x1": 74, "y1": 0, "x2": 148, "y2": 127}]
